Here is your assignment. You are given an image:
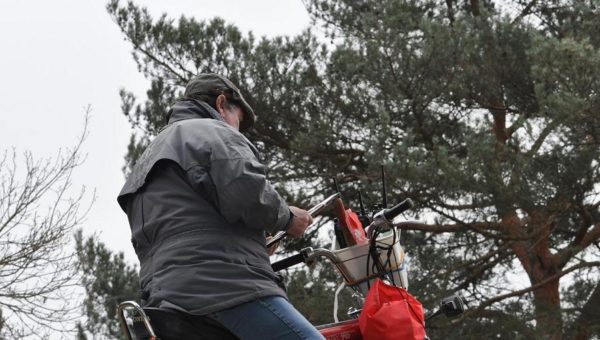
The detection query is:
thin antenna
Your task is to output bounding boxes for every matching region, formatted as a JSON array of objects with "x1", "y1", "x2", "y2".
[
  {"x1": 333, "y1": 177, "x2": 341, "y2": 193},
  {"x1": 357, "y1": 190, "x2": 371, "y2": 228},
  {"x1": 358, "y1": 191, "x2": 366, "y2": 216},
  {"x1": 381, "y1": 165, "x2": 387, "y2": 208}
]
